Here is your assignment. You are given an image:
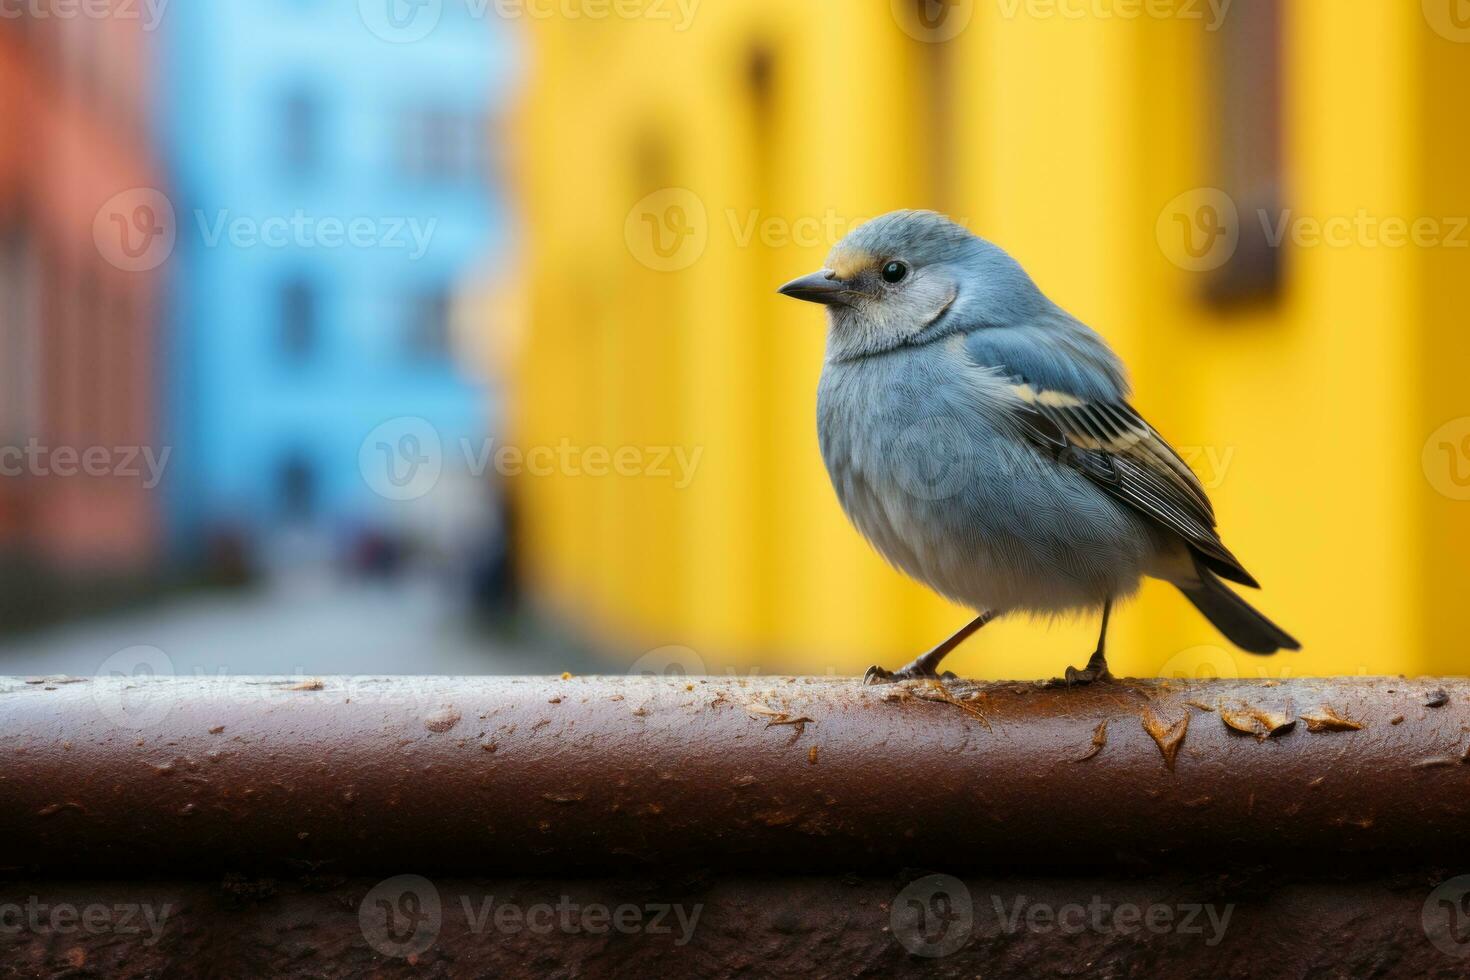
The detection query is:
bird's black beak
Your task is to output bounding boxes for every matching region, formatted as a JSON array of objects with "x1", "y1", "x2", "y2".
[{"x1": 777, "y1": 269, "x2": 852, "y2": 306}]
